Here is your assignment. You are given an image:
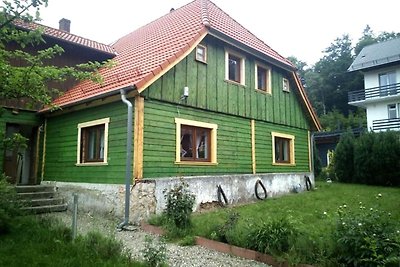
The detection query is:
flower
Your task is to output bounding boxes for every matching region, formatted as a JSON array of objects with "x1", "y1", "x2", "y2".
[
  {"x1": 370, "y1": 208, "x2": 373, "y2": 211},
  {"x1": 378, "y1": 193, "x2": 382, "y2": 197},
  {"x1": 358, "y1": 223, "x2": 362, "y2": 226},
  {"x1": 343, "y1": 204, "x2": 347, "y2": 208},
  {"x1": 323, "y1": 211, "x2": 327, "y2": 215}
]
